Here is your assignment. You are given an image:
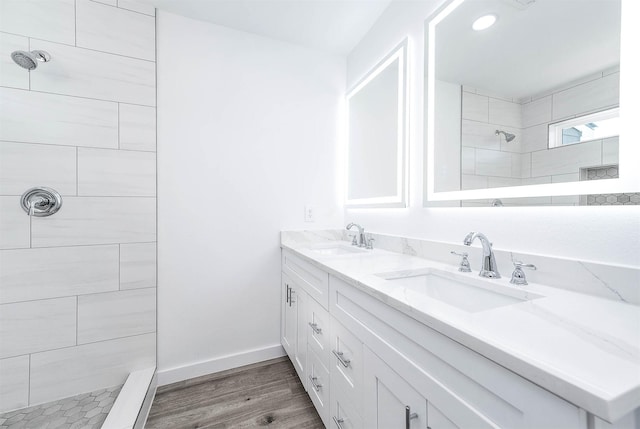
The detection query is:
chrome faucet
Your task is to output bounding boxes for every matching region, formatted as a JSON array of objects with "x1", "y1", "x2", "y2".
[
  {"x1": 346, "y1": 223, "x2": 371, "y2": 248},
  {"x1": 463, "y1": 232, "x2": 500, "y2": 278}
]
